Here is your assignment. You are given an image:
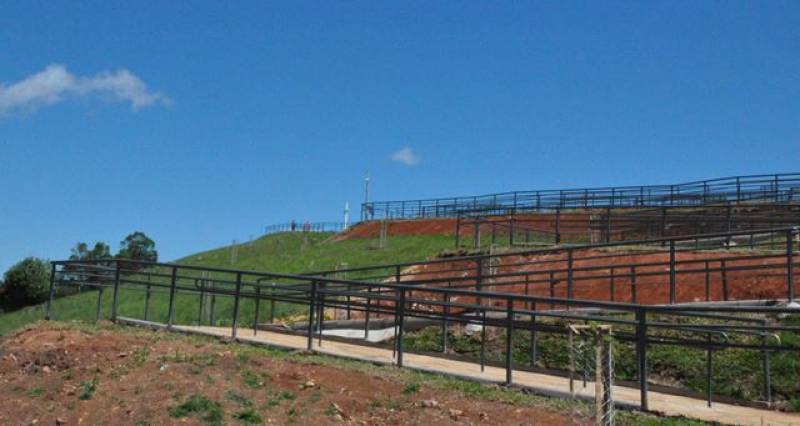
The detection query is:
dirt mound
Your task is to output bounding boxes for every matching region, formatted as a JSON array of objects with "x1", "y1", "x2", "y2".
[{"x1": 0, "y1": 323, "x2": 577, "y2": 425}]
